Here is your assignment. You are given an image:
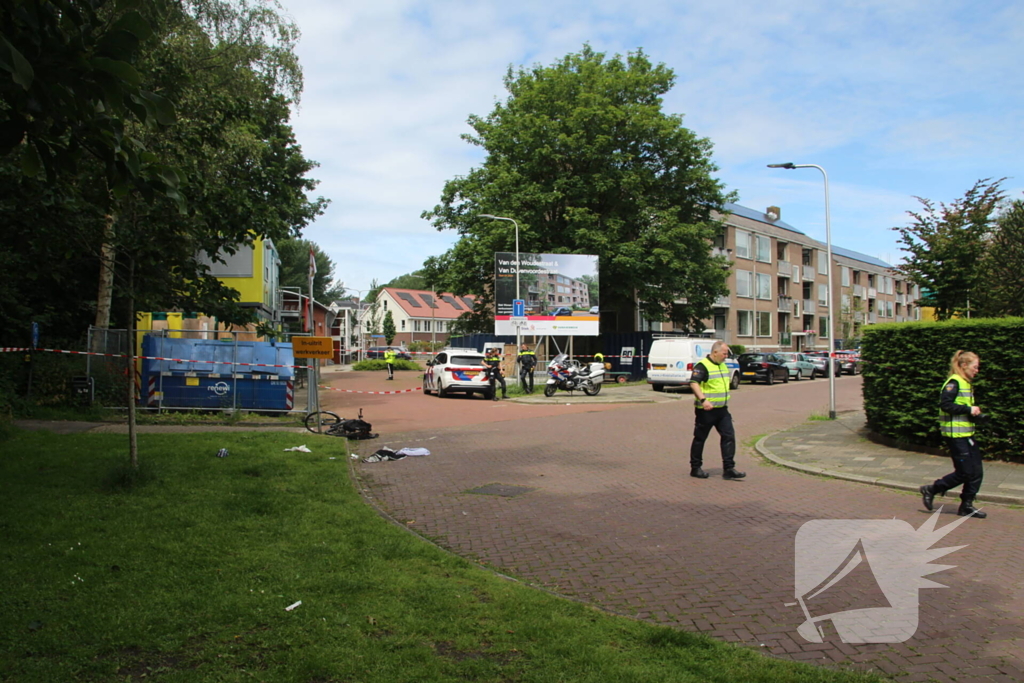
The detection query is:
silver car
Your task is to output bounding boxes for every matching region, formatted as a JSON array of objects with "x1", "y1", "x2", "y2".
[{"x1": 776, "y1": 352, "x2": 819, "y2": 380}]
